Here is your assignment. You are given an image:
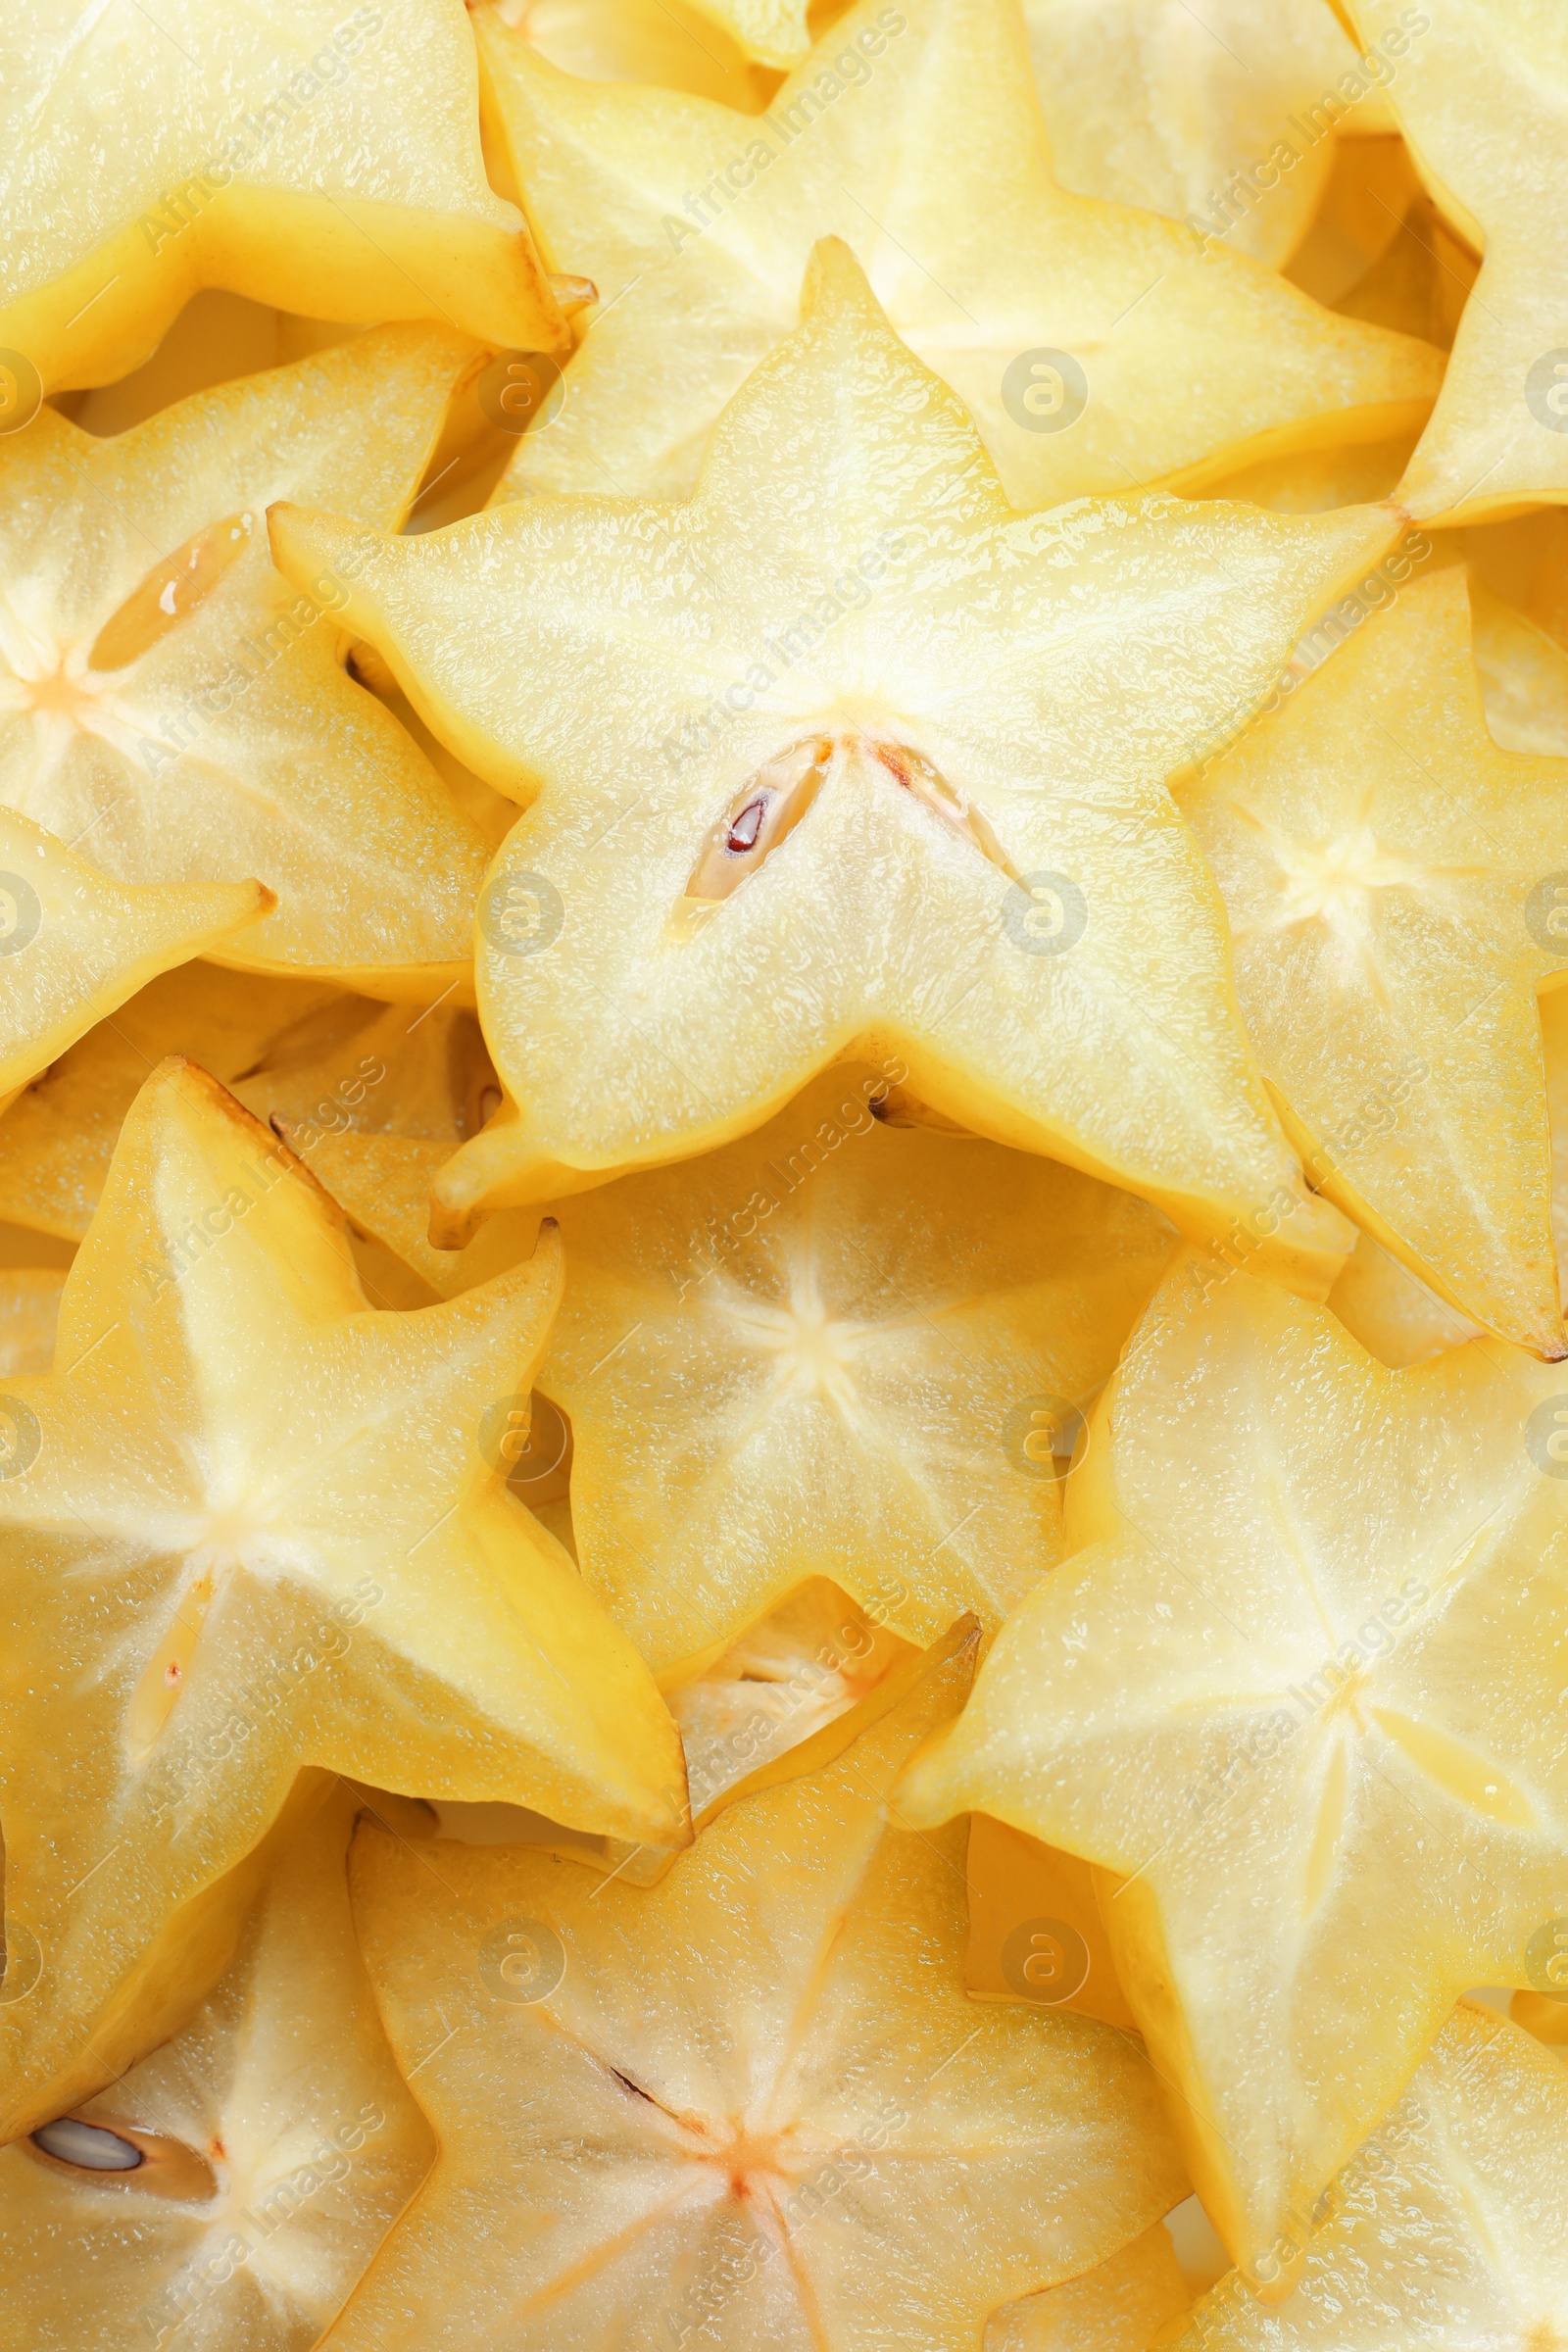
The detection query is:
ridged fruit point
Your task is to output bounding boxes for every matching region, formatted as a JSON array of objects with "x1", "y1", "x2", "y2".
[
  {"x1": 0, "y1": 1057, "x2": 685, "y2": 2143},
  {"x1": 0, "y1": 0, "x2": 565, "y2": 397}
]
